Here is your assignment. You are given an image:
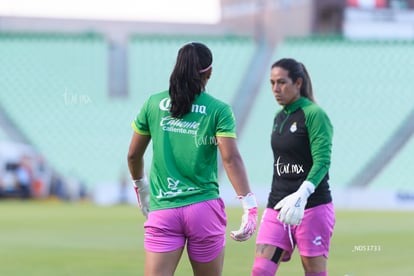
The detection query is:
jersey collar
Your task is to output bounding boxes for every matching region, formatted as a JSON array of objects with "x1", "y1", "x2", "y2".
[{"x1": 283, "y1": 97, "x2": 310, "y2": 113}]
